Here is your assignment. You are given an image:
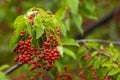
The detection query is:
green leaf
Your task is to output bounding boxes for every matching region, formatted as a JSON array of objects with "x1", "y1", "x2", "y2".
[
  {"x1": 63, "y1": 47, "x2": 77, "y2": 60},
  {"x1": 0, "y1": 72, "x2": 9, "y2": 80},
  {"x1": 27, "y1": 24, "x2": 33, "y2": 36},
  {"x1": 72, "y1": 13, "x2": 83, "y2": 34},
  {"x1": 0, "y1": 65, "x2": 9, "y2": 71},
  {"x1": 34, "y1": 15, "x2": 44, "y2": 39},
  {"x1": 54, "y1": 16, "x2": 66, "y2": 36},
  {"x1": 68, "y1": 0, "x2": 79, "y2": 14},
  {"x1": 32, "y1": 33, "x2": 37, "y2": 46},
  {"x1": 14, "y1": 15, "x2": 27, "y2": 29},
  {"x1": 108, "y1": 68, "x2": 120, "y2": 76},
  {"x1": 84, "y1": 0, "x2": 96, "y2": 13},
  {"x1": 34, "y1": 15, "x2": 42, "y2": 27},
  {"x1": 94, "y1": 58, "x2": 101, "y2": 69},
  {"x1": 79, "y1": 6, "x2": 97, "y2": 20},
  {"x1": 9, "y1": 36, "x2": 17, "y2": 51},
  {"x1": 55, "y1": 61, "x2": 63, "y2": 72},
  {"x1": 64, "y1": 19, "x2": 70, "y2": 31},
  {"x1": 57, "y1": 46, "x2": 63, "y2": 56},
  {"x1": 91, "y1": 51, "x2": 98, "y2": 57},
  {"x1": 102, "y1": 61, "x2": 112, "y2": 69},
  {"x1": 62, "y1": 38, "x2": 79, "y2": 47},
  {"x1": 9, "y1": 24, "x2": 25, "y2": 51},
  {"x1": 117, "y1": 75, "x2": 120, "y2": 80},
  {"x1": 15, "y1": 24, "x2": 26, "y2": 38},
  {"x1": 10, "y1": 15, "x2": 27, "y2": 51},
  {"x1": 36, "y1": 25, "x2": 44, "y2": 39},
  {"x1": 55, "y1": 8, "x2": 66, "y2": 20}
]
